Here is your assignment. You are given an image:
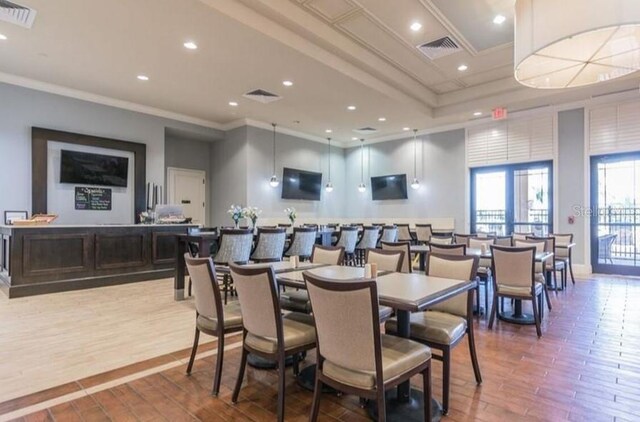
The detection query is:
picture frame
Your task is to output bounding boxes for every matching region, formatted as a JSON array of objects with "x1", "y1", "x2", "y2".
[{"x1": 4, "y1": 211, "x2": 29, "y2": 225}]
